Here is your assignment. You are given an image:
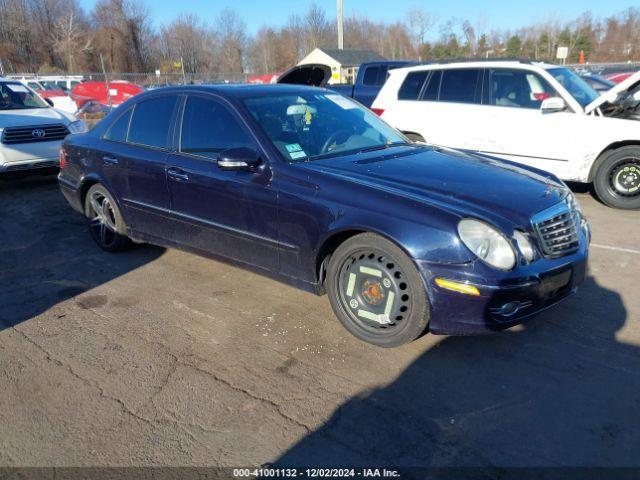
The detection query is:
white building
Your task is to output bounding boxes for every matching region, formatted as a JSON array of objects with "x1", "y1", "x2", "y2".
[{"x1": 297, "y1": 48, "x2": 386, "y2": 84}]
